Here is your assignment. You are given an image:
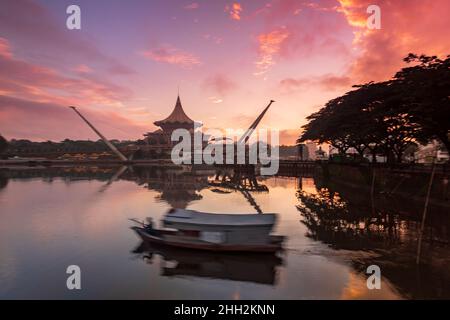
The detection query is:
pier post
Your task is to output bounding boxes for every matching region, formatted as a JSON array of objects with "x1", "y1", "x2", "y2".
[{"x1": 416, "y1": 158, "x2": 437, "y2": 265}]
